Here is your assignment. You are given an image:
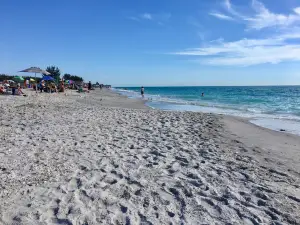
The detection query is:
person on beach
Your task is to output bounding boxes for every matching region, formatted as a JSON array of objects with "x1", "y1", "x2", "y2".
[
  {"x1": 51, "y1": 83, "x2": 57, "y2": 93},
  {"x1": 40, "y1": 80, "x2": 45, "y2": 92},
  {"x1": 3, "y1": 80, "x2": 9, "y2": 94},
  {"x1": 88, "y1": 81, "x2": 92, "y2": 90},
  {"x1": 60, "y1": 80, "x2": 65, "y2": 92},
  {"x1": 141, "y1": 86, "x2": 145, "y2": 98},
  {"x1": 16, "y1": 84, "x2": 26, "y2": 96}
]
